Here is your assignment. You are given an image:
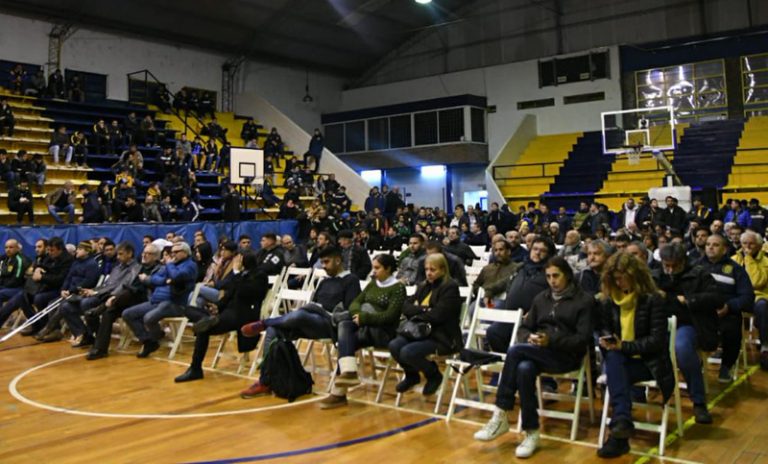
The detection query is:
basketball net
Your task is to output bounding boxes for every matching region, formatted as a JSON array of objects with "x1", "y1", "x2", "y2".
[{"x1": 627, "y1": 145, "x2": 643, "y2": 166}]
